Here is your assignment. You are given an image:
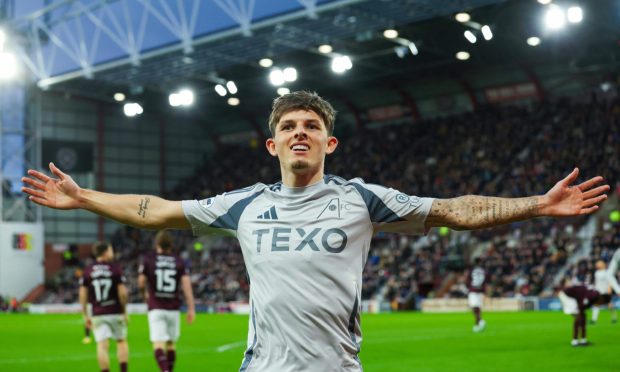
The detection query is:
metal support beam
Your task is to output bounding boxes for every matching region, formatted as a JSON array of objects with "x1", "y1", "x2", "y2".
[
  {"x1": 96, "y1": 103, "x2": 105, "y2": 241},
  {"x1": 396, "y1": 89, "x2": 420, "y2": 124},
  {"x1": 344, "y1": 100, "x2": 364, "y2": 130},
  {"x1": 523, "y1": 66, "x2": 546, "y2": 101},
  {"x1": 459, "y1": 80, "x2": 478, "y2": 110},
  {"x1": 159, "y1": 117, "x2": 166, "y2": 194}
]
